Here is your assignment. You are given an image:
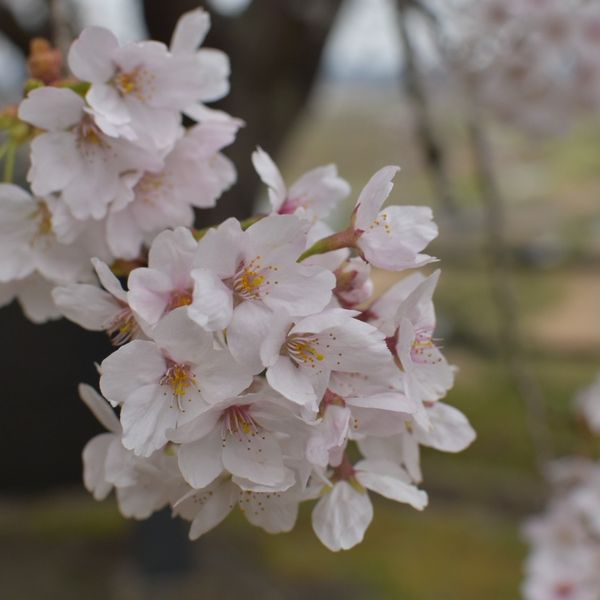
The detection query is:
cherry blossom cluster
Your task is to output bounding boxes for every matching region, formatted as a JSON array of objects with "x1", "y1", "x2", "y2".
[
  {"x1": 0, "y1": 9, "x2": 237, "y2": 321},
  {"x1": 441, "y1": 0, "x2": 600, "y2": 134},
  {"x1": 522, "y1": 378, "x2": 600, "y2": 599},
  {"x1": 0, "y1": 10, "x2": 475, "y2": 550}
]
